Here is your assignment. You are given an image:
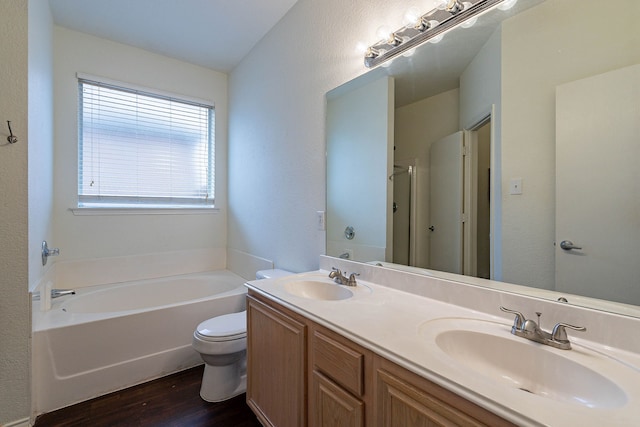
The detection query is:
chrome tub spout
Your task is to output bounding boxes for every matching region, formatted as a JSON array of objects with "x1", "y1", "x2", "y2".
[{"x1": 32, "y1": 288, "x2": 76, "y2": 301}]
